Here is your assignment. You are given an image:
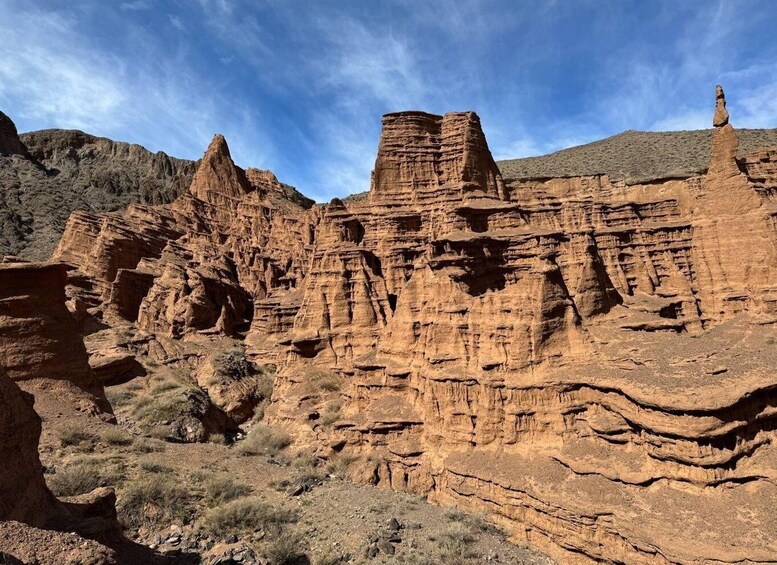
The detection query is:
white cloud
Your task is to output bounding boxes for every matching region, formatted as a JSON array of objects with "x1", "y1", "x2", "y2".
[
  {"x1": 168, "y1": 14, "x2": 185, "y2": 31},
  {"x1": 120, "y1": 0, "x2": 150, "y2": 11},
  {"x1": 0, "y1": 3, "x2": 273, "y2": 169}
]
